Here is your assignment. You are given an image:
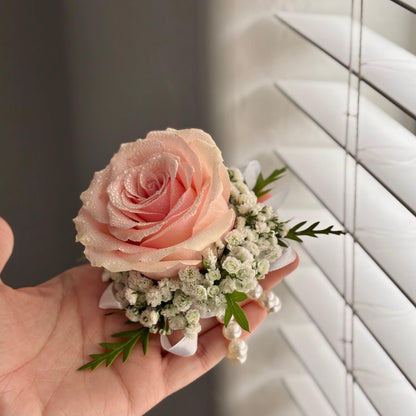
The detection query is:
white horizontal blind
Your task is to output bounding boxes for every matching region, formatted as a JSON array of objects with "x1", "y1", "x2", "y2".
[
  {"x1": 272, "y1": 1, "x2": 416, "y2": 416},
  {"x1": 206, "y1": 1, "x2": 416, "y2": 415}
]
